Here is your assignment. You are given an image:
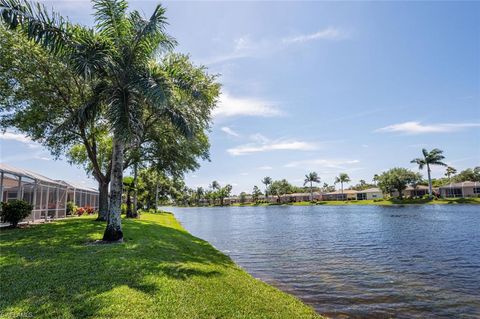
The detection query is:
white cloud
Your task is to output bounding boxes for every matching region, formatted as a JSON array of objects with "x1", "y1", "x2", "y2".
[
  {"x1": 0, "y1": 131, "x2": 32, "y2": 144},
  {"x1": 285, "y1": 159, "x2": 360, "y2": 169},
  {"x1": 221, "y1": 126, "x2": 240, "y2": 137},
  {"x1": 282, "y1": 27, "x2": 346, "y2": 44},
  {"x1": 205, "y1": 27, "x2": 347, "y2": 64},
  {"x1": 213, "y1": 92, "x2": 284, "y2": 118},
  {"x1": 240, "y1": 172, "x2": 249, "y2": 176},
  {"x1": 258, "y1": 165, "x2": 273, "y2": 170},
  {"x1": 227, "y1": 134, "x2": 317, "y2": 156},
  {"x1": 376, "y1": 121, "x2": 480, "y2": 134},
  {"x1": 0, "y1": 131, "x2": 41, "y2": 149}
]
